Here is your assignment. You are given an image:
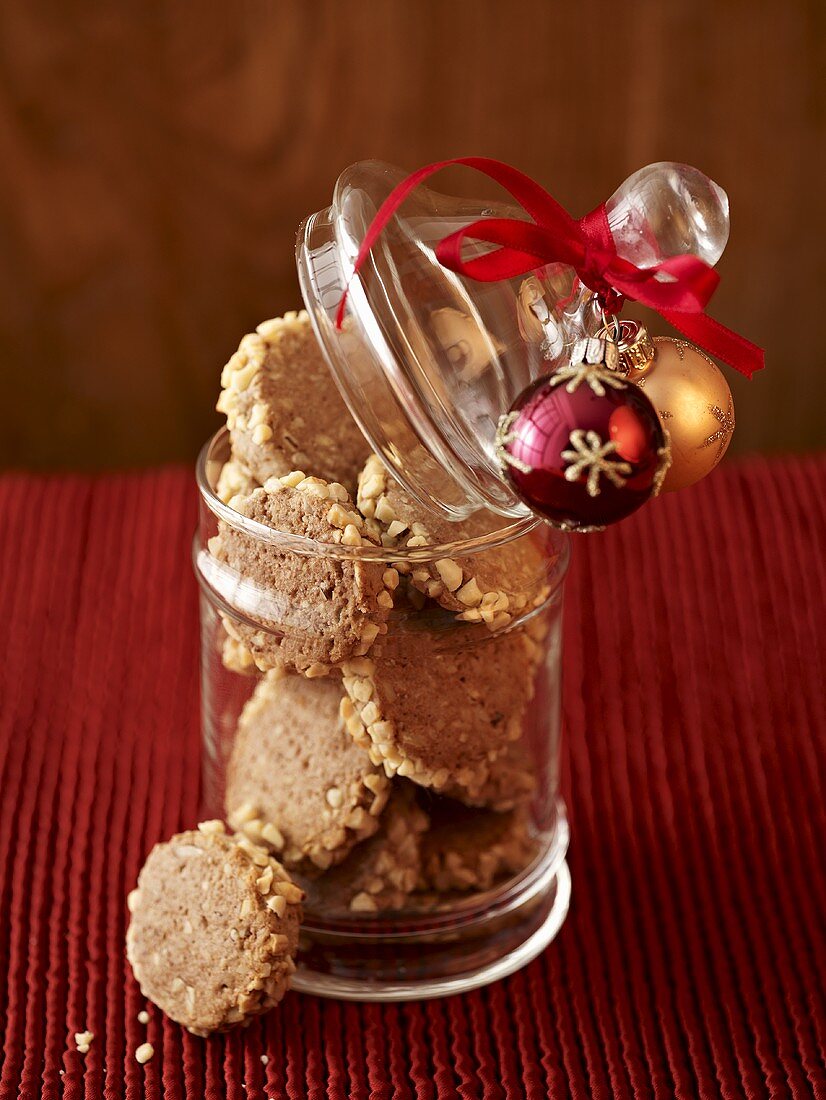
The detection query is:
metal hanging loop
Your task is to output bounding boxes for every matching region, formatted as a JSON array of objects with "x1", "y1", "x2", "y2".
[{"x1": 600, "y1": 304, "x2": 623, "y2": 345}]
